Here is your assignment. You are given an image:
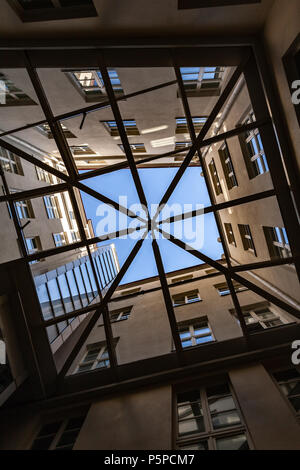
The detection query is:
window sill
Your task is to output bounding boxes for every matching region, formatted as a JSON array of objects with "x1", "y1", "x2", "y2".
[{"x1": 173, "y1": 299, "x2": 203, "y2": 308}]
